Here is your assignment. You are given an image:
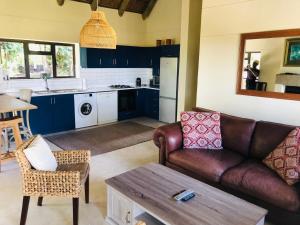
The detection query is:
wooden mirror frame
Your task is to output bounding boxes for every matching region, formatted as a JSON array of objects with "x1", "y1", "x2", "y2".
[{"x1": 236, "y1": 28, "x2": 300, "y2": 101}]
